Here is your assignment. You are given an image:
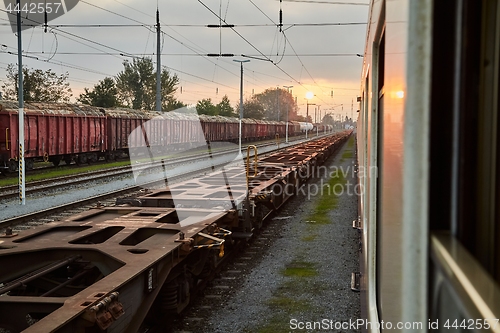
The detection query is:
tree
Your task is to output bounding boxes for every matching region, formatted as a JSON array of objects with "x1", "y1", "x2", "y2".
[
  {"x1": 216, "y1": 95, "x2": 235, "y2": 117},
  {"x1": 238, "y1": 99, "x2": 265, "y2": 119},
  {"x1": 321, "y1": 113, "x2": 335, "y2": 125},
  {"x1": 252, "y1": 88, "x2": 298, "y2": 121},
  {"x1": 295, "y1": 114, "x2": 307, "y2": 122},
  {"x1": 2, "y1": 64, "x2": 72, "y2": 102},
  {"x1": 196, "y1": 98, "x2": 217, "y2": 115},
  {"x1": 78, "y1": 77, "x2": 119, "y2": 107},
  {"x1": 165, "y1": 99, "x2": 186, "y2": 111},
  {"x1": 160, "y1": 67, "x2": 182, "y2": 111},
  {"x1": 115, "y1": 57, "x2": 180, "y2": 111}
]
